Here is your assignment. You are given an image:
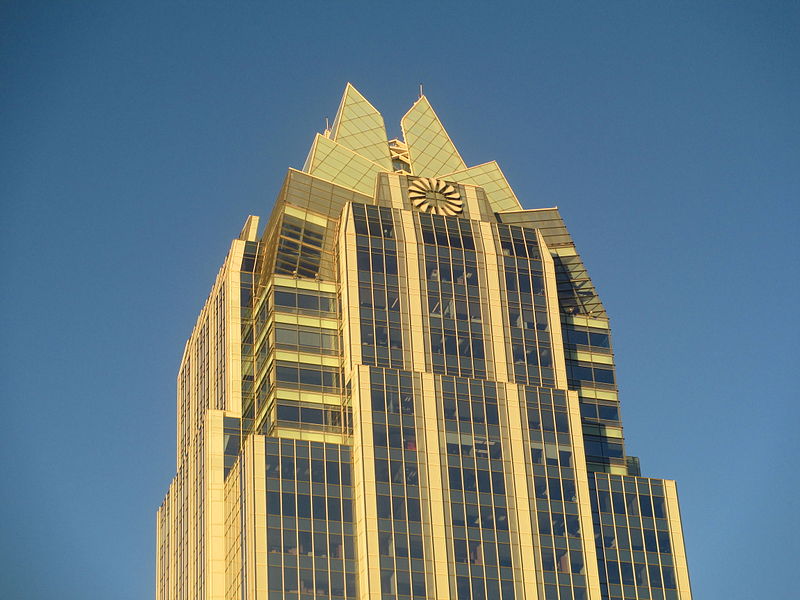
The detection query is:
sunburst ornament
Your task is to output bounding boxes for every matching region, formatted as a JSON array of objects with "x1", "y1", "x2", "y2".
[{"x1": 407, "y1": 178, "x2": 464, "y2": 216}]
